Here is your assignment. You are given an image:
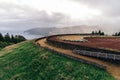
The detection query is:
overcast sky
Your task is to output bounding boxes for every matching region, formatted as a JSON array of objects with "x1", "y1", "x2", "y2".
[{"x1": 0, "y1": 0, "x2": 120, "y2": 33}]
